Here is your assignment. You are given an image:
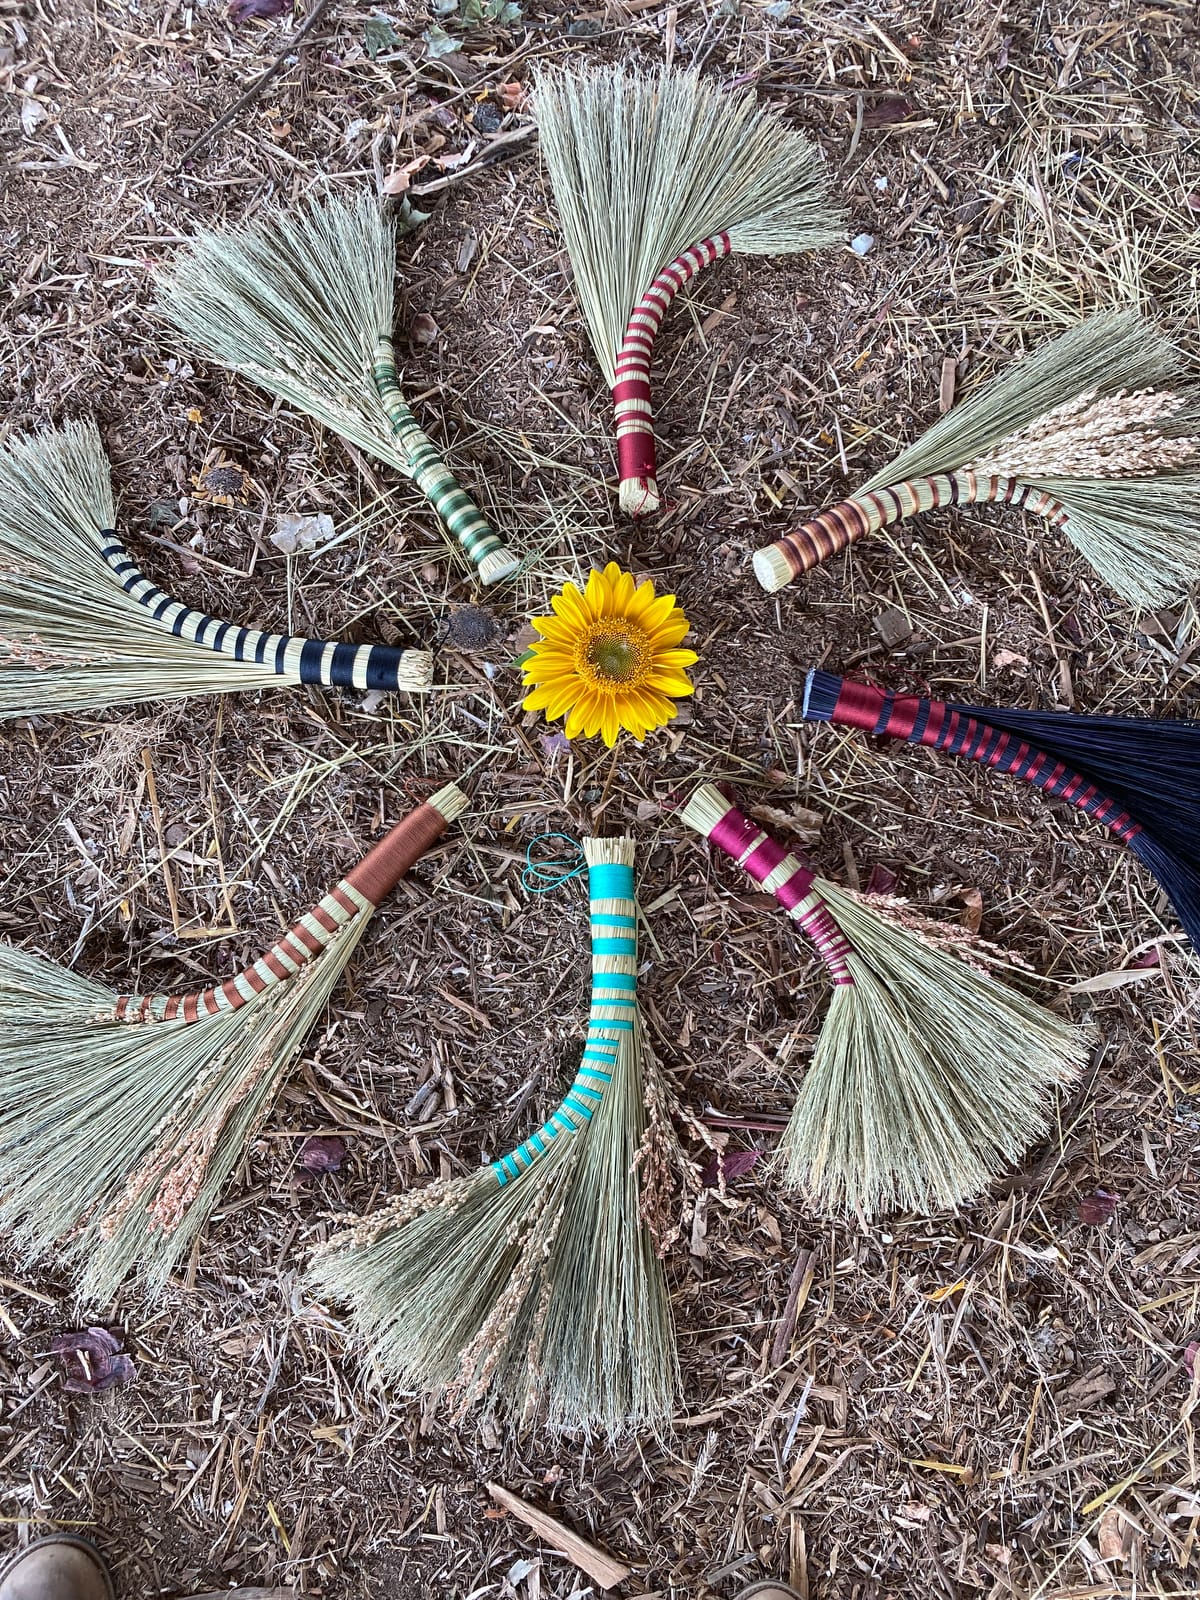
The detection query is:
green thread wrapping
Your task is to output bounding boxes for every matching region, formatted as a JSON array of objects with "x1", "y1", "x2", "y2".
[{"x1": 371, "y1": 339, "x2": 504, "y2": 568}]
